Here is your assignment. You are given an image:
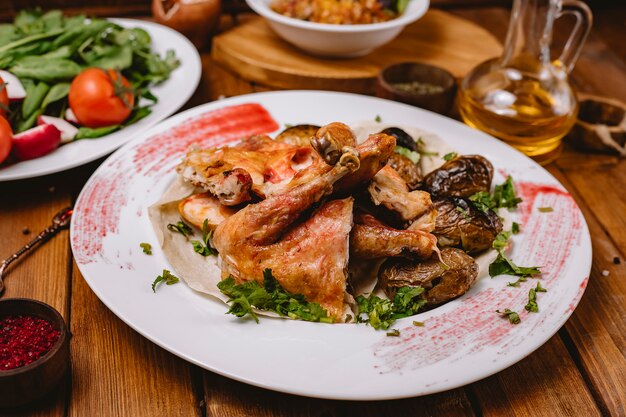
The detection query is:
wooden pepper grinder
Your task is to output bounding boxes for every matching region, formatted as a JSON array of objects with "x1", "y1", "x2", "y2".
[{"x1": 152, "y1": 0, "x2": 221, "y2": 51}]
